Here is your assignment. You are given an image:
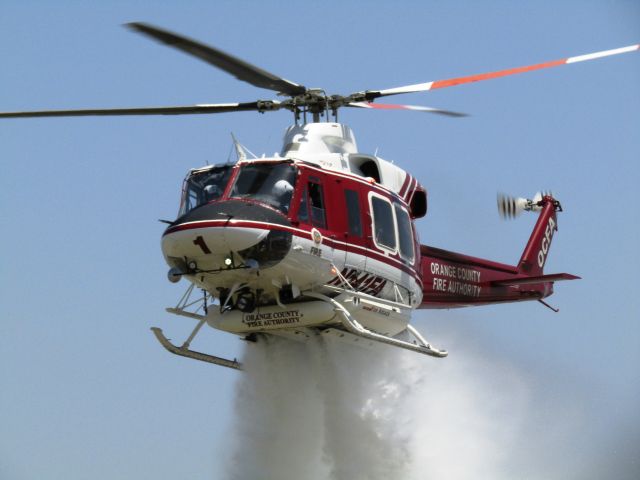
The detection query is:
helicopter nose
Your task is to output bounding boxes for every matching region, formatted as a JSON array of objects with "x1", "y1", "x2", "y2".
[{"x1": 161, "y1": 199, "x2": 292, "y2": 268}]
